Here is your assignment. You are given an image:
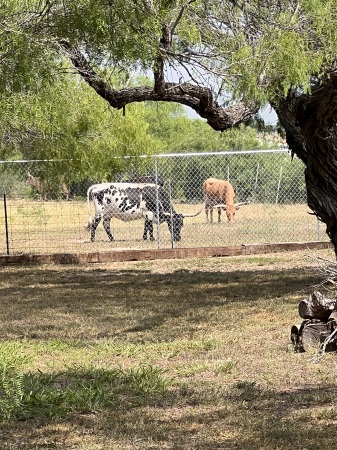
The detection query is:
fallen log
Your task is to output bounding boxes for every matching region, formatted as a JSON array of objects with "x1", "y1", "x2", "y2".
[
  {"x1": 290, "y1": 290, "x2": 337, "y2": 353},
  {"x1": 301, "y1": 320, "x2": 330, "y2": 352},
  {"x1": 298, "y1": 291, "x2": 336, "y2": 321}
]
